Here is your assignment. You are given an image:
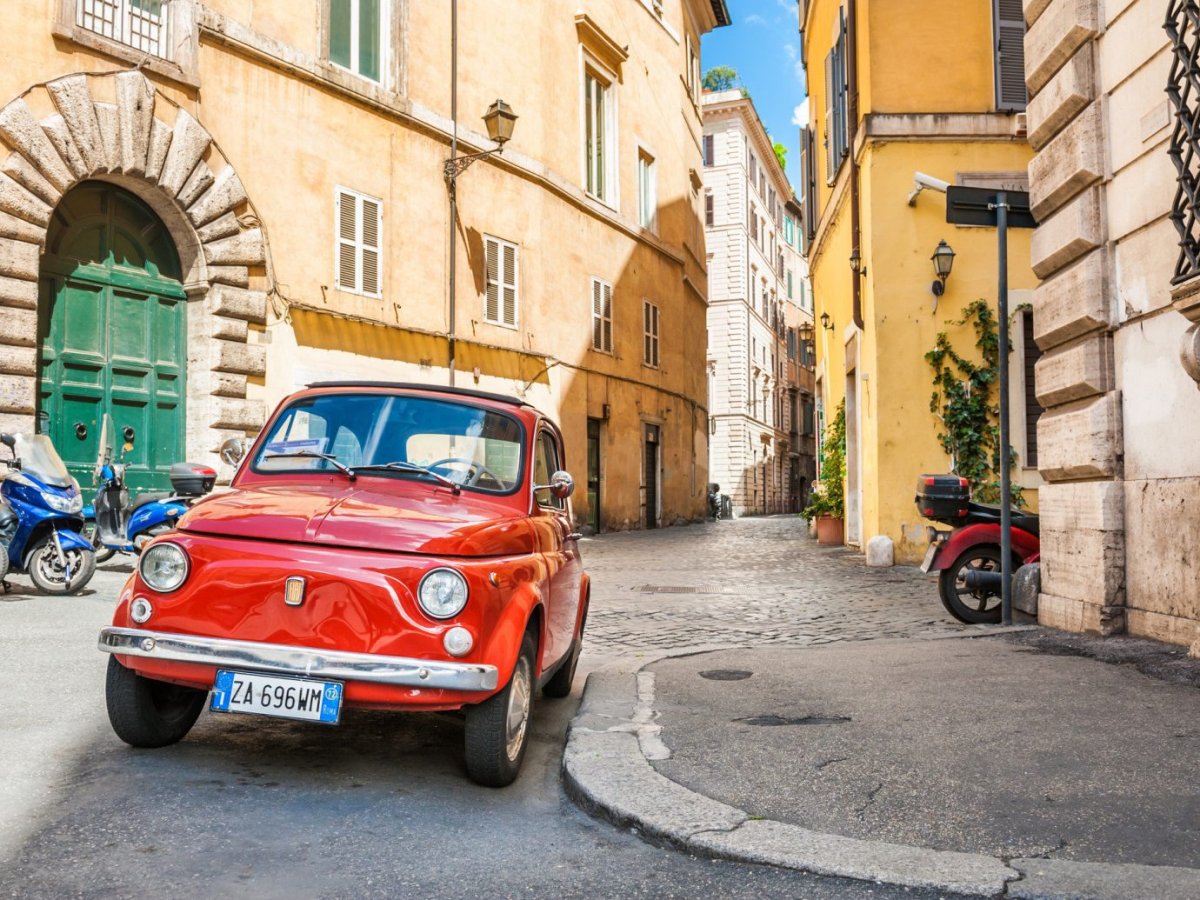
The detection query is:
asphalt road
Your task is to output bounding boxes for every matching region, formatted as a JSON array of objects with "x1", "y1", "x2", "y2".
[{"x1": 1, "y1": 533, "x2": 965, "y2": 900}]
